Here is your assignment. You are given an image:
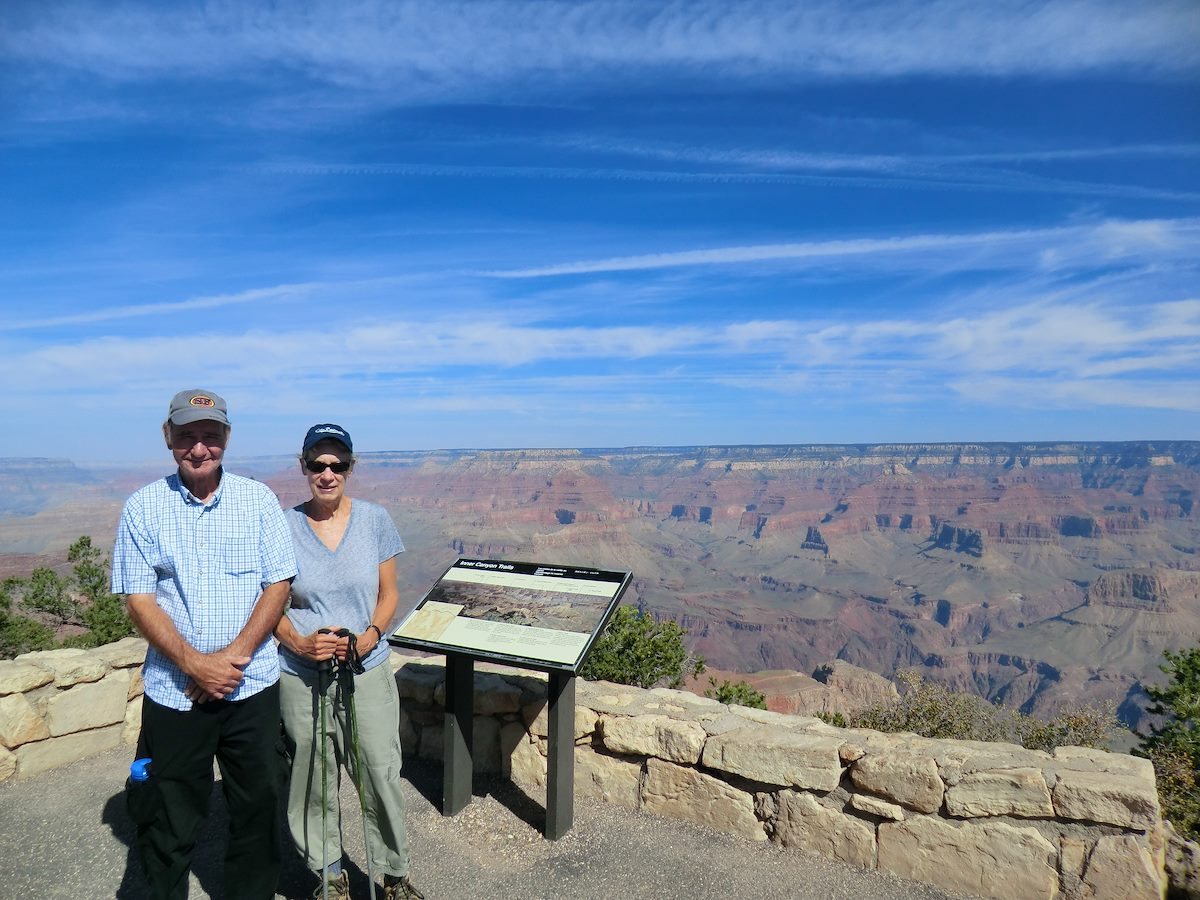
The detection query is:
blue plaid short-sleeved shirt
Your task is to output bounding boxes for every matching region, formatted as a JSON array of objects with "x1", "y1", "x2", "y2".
[{"x1": 112, "y1": 470, "x2": 297, "y2": 711}]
